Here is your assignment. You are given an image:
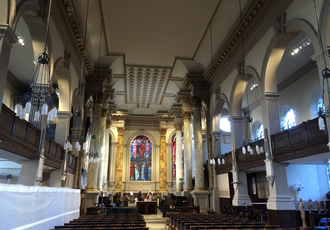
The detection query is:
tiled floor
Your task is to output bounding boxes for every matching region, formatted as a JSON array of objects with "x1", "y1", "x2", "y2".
[{"x1": 143, "y1": 213, "x2": 168, "y2": 230}]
